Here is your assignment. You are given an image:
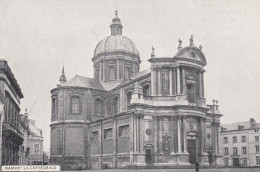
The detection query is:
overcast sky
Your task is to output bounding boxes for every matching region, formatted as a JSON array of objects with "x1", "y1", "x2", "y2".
[{"x1": 0, "y1": 0, "x2": 260, "y2": 152}]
